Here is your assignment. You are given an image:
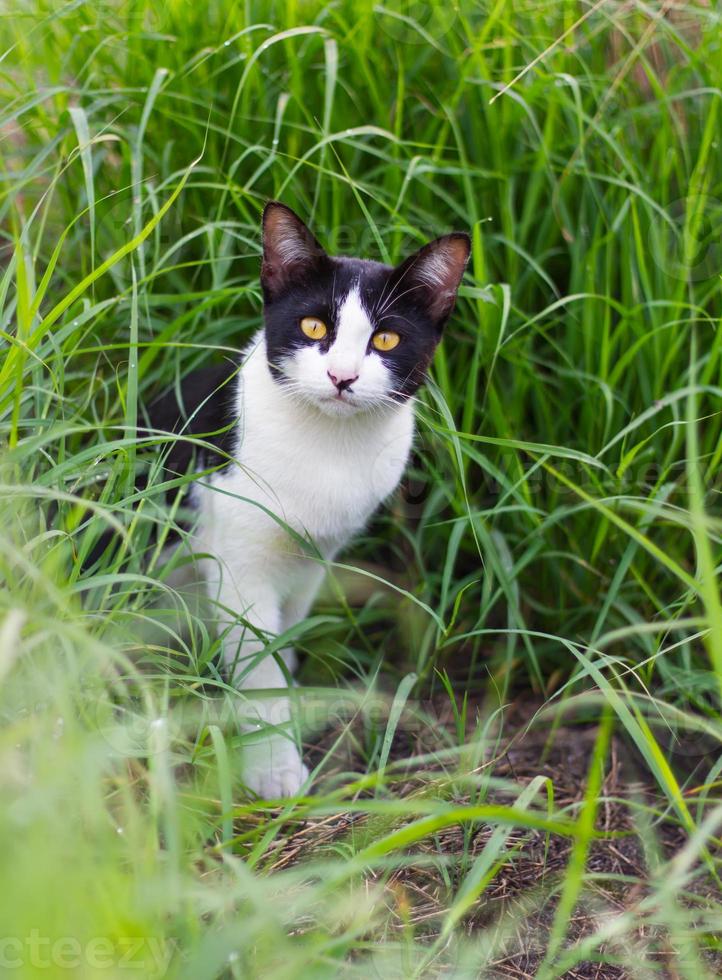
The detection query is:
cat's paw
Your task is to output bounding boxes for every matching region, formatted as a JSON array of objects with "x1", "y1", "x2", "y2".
[{"x1": 241, "y1": 735, "x2": 309, "y2": 799}]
